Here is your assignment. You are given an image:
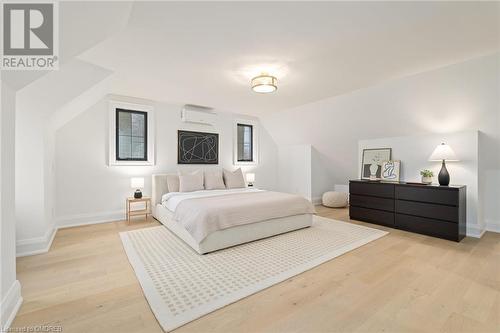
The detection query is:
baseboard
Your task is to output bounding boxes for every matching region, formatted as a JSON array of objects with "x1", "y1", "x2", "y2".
[
  {"x1": 311, "y1": 197, "x2": 322, "y2": 205},
  {"x1": 486, "y1": 219, "x2": 500, "y2": 233},
  {"x1": 16, "y1": 227, "x2": 57, "y2": 257},
  {"x1": 467, "y1": 224, "x2": 486, "y2": 238},
  {"x1": 56, "y1": 210, "x2": 125, "y2": 229},
  {"x1": 1, "y1": 280, "x2": 23, "y2": 330}
]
